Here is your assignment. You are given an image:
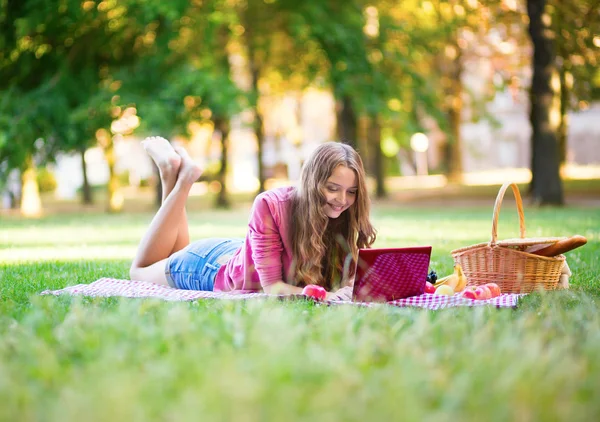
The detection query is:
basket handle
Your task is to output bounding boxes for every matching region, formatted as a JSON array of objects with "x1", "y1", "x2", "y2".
[{"x1": 490, "y1": 182, "x2": 526, "y2": 246}]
